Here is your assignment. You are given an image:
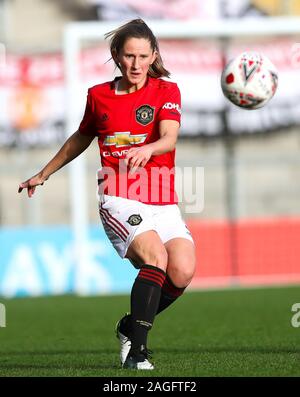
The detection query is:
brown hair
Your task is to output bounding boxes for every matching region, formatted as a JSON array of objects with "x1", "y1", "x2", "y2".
[{"x1": 105, "y1": 18, "x2": 170, "y2": 78}]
